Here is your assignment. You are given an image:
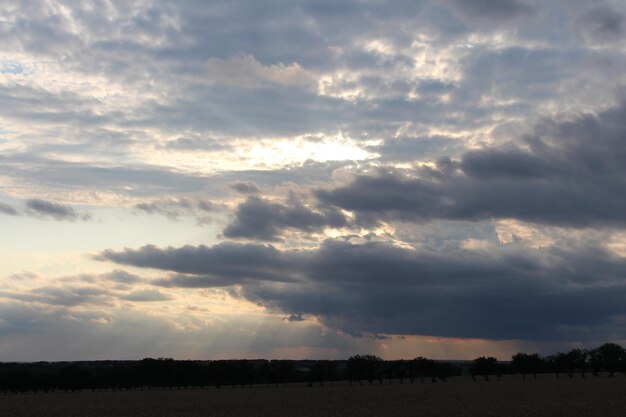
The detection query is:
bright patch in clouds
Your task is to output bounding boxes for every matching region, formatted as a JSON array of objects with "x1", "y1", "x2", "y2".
[{"x1": 247, "y1": 133, "x2": 374, "y2": 167}]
